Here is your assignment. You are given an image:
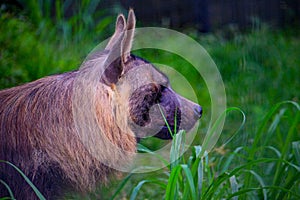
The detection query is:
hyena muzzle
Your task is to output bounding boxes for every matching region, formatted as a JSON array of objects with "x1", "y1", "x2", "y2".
[{"x1": 0, "y1": 9, "x2": 202, "y2": 199}]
